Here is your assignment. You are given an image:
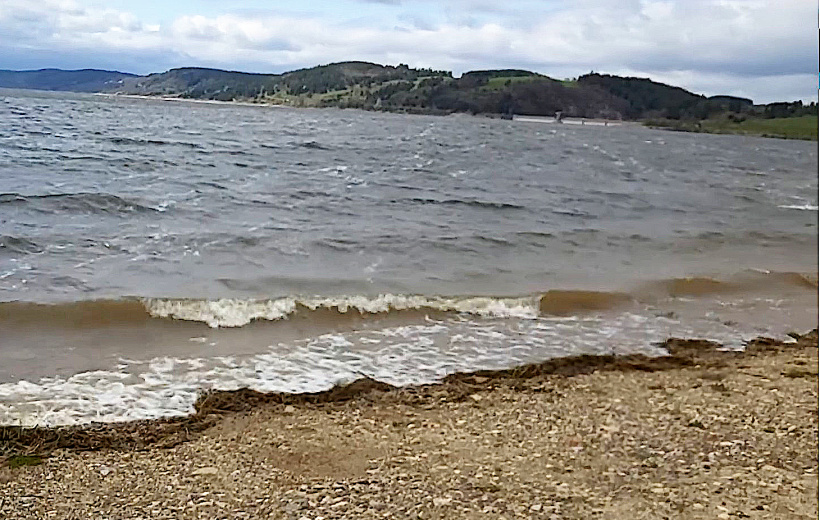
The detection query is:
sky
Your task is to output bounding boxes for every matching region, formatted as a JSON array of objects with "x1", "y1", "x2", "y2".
[{"x1": 0, "y1": 0, "x2": 816, "y2": 103}]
